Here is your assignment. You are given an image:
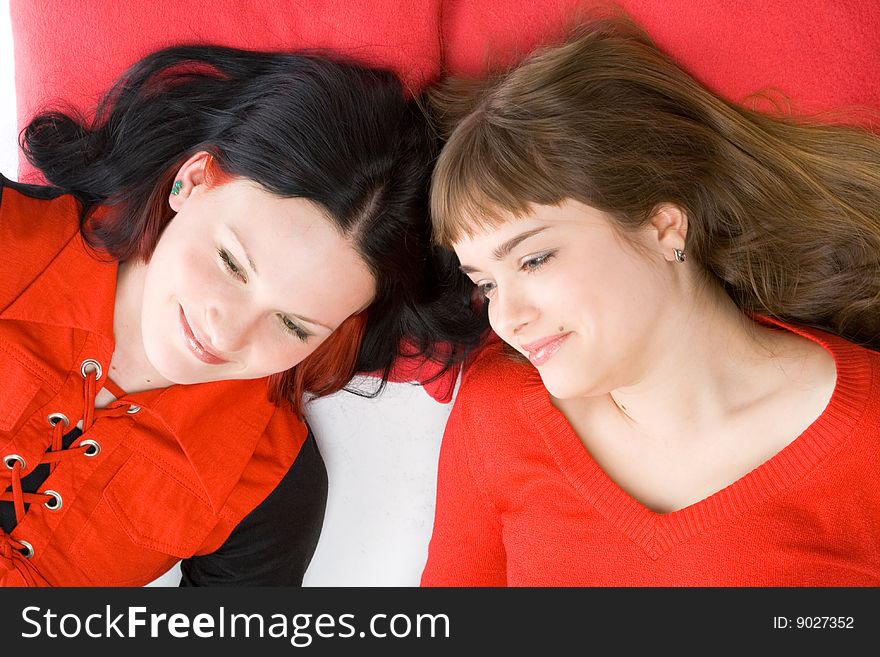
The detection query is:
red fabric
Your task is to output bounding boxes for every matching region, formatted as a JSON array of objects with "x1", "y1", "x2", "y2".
[
  {"x1": 442, "y1": 0, "x2": 880, "y2": 121},
  {"x1": 10, "y1": 0, "x2": 443, "y2": 181},
  {"x1": 8, "y1": 0, "x2": 460, "y2": 400},
  {"x1": 11, "y1": 1, "x2": 880, "y2": 400},
  {"x1": 421, "y1": 322, "x2": 880, "y2": 586},
  {"x1": 385, "y1": 349, "x2": 458, "y2": 404},
  {"x1": 0, "y1": 180, "x2": 306, "y2": 586}
]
